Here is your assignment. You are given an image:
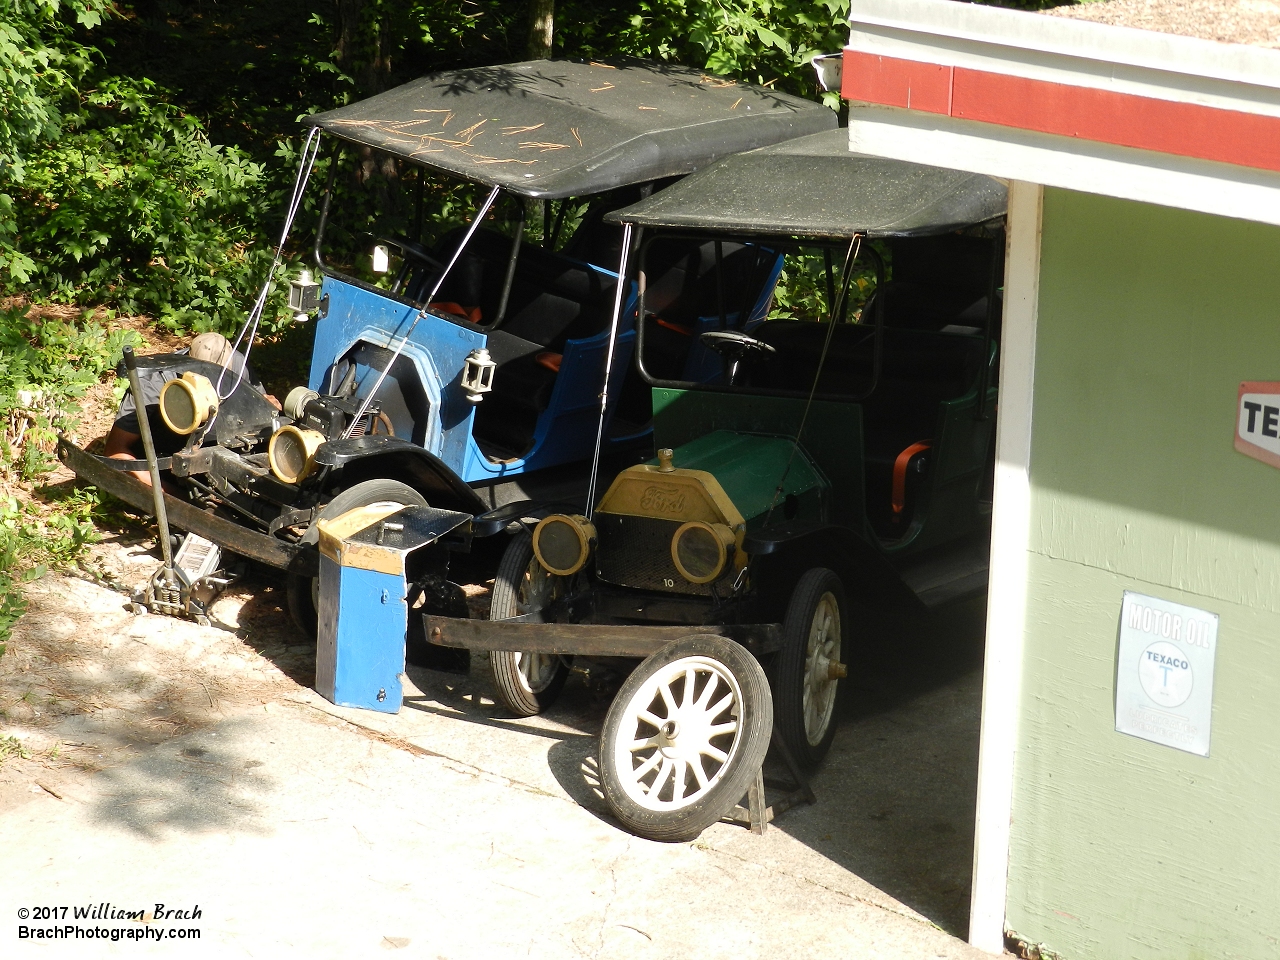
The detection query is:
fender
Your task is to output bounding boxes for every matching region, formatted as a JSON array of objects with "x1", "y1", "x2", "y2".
[
  {"x1": 121, "y1": 355, "x2": 279, "y2": 444},
  {"x1": 314, "y1": 436, "x2": 486, "y2": 515},
  {"x1": 745, "y1": 521, "x2": 919, "y2": 610},
  {"x1": 469, "y1": 498, "x2": 584, "y2": 538}
]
